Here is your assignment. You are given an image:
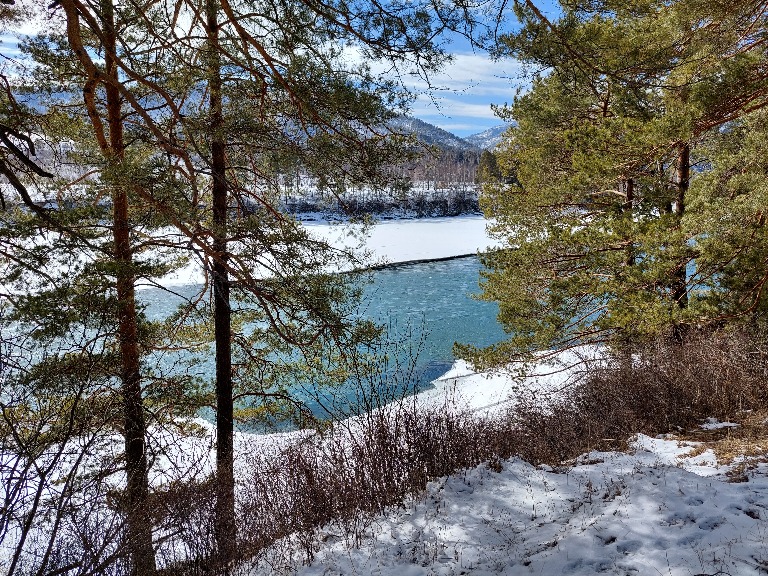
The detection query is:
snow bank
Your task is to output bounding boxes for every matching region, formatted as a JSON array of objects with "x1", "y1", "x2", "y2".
[
  {"x1": 154, "y1": 215, "x2": 495, "y2": 288},
  {"x1": 418, "y1": 346, "x2": 606, "y2": 415},
  {"x1": 226, "y1": 346, "x2": 768, "y2": 576},
  {"x1": 304, "y1": 215, "x2": 495, "y2": 264}
]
